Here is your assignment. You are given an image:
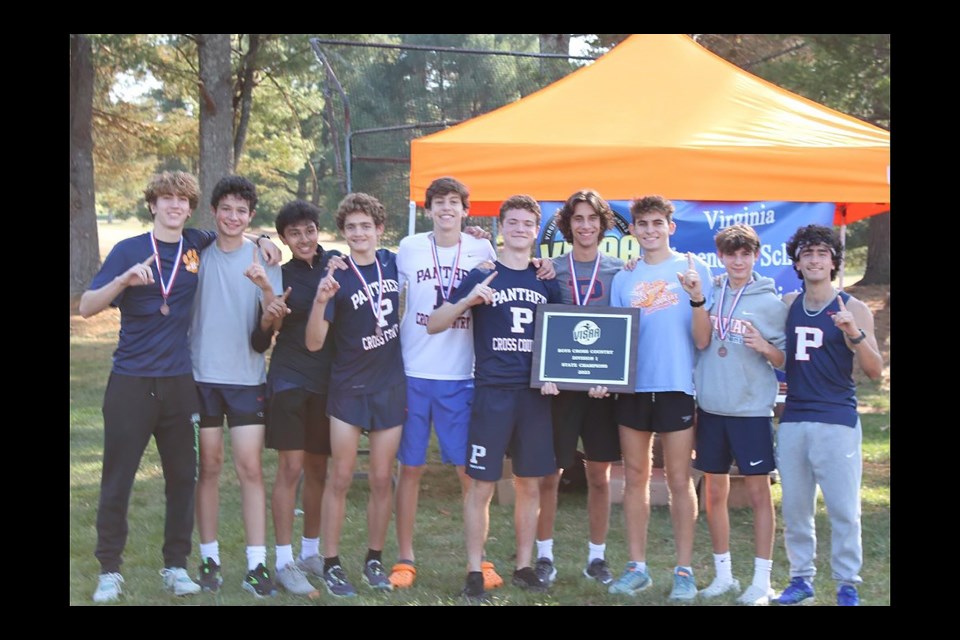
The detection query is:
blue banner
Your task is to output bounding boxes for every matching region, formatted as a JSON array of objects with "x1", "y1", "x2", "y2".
[{"x1": 536, "y1": 200, "x2": 836, "y2": 297}]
